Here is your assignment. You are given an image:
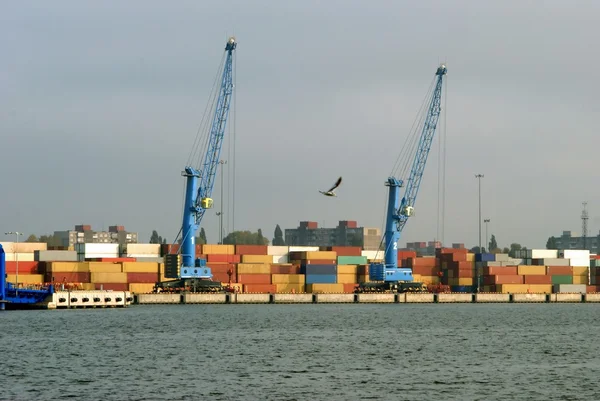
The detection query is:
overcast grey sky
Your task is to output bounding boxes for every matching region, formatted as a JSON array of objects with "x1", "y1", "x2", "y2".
[{"x1": 1, "y1": 0, "x2": 599, "y2": 249}]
